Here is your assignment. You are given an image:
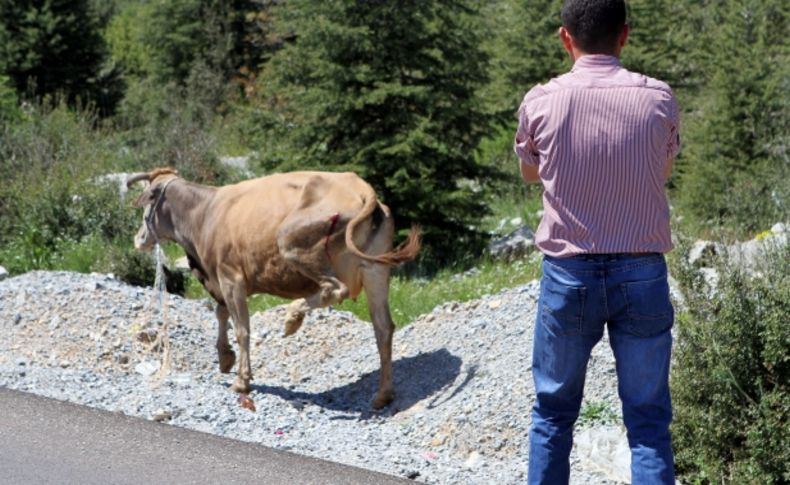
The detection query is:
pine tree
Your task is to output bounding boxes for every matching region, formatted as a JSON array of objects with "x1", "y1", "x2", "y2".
[
  {"x1": 674, "y1": 0, "x2": 789, "y2": 234},
  {"x1": 483, "y1": 0, "x2": 568, "y2": 119},
  {"x1": 113, "y1": 0, "x2": 276, "y2": 86},
  {"x1": 259, "y1": 0, "x2": 496, "y2": 262},
  {"x1": 621, "y1": 0, "x2": 701, "y2": 89},
  {"x1": 0, "y1": 0, "x2": 117, "y2": 110}
]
